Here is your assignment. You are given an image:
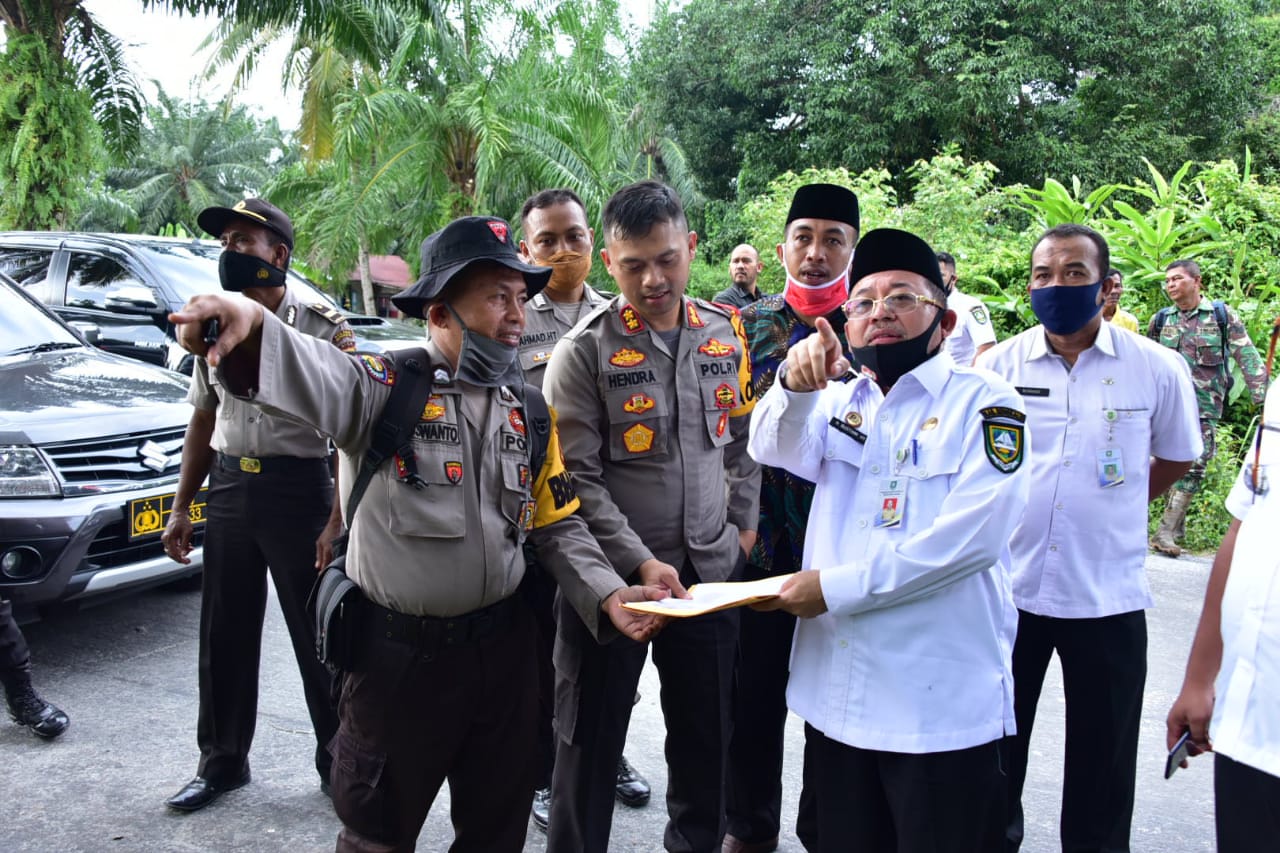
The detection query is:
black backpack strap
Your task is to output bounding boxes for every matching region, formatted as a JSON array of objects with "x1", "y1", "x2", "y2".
[
  {"x1": 1149, "y1": 306, "x2": 1174, "y2": 340},
  {"x1": 344, "y1": 348, "x2": 434, "y2": 528},
  {"x1": 521, "y1": 384, "x2": 552, "y2": 477},
  {"x1": 1212, "y1": 300, "x2": 1231, "y2": 357}
]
